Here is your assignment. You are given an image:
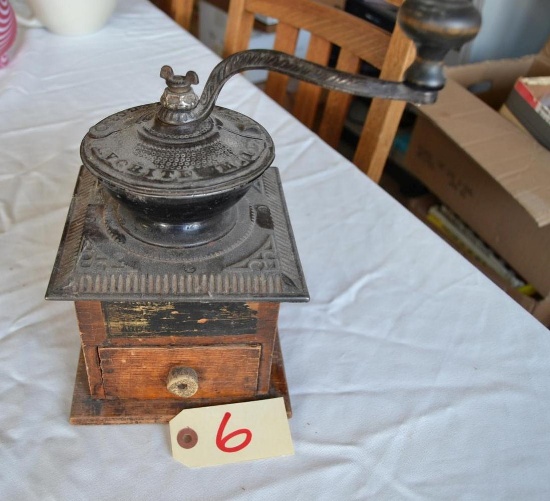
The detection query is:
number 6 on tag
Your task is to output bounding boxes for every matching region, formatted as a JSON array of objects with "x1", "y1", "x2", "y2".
[
  {"x1": 216, "y1": 412, "x2": 253, "y2": 453},
  {"x1": 169, "y1": 398, "x2": 294, "y2": 468}
]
